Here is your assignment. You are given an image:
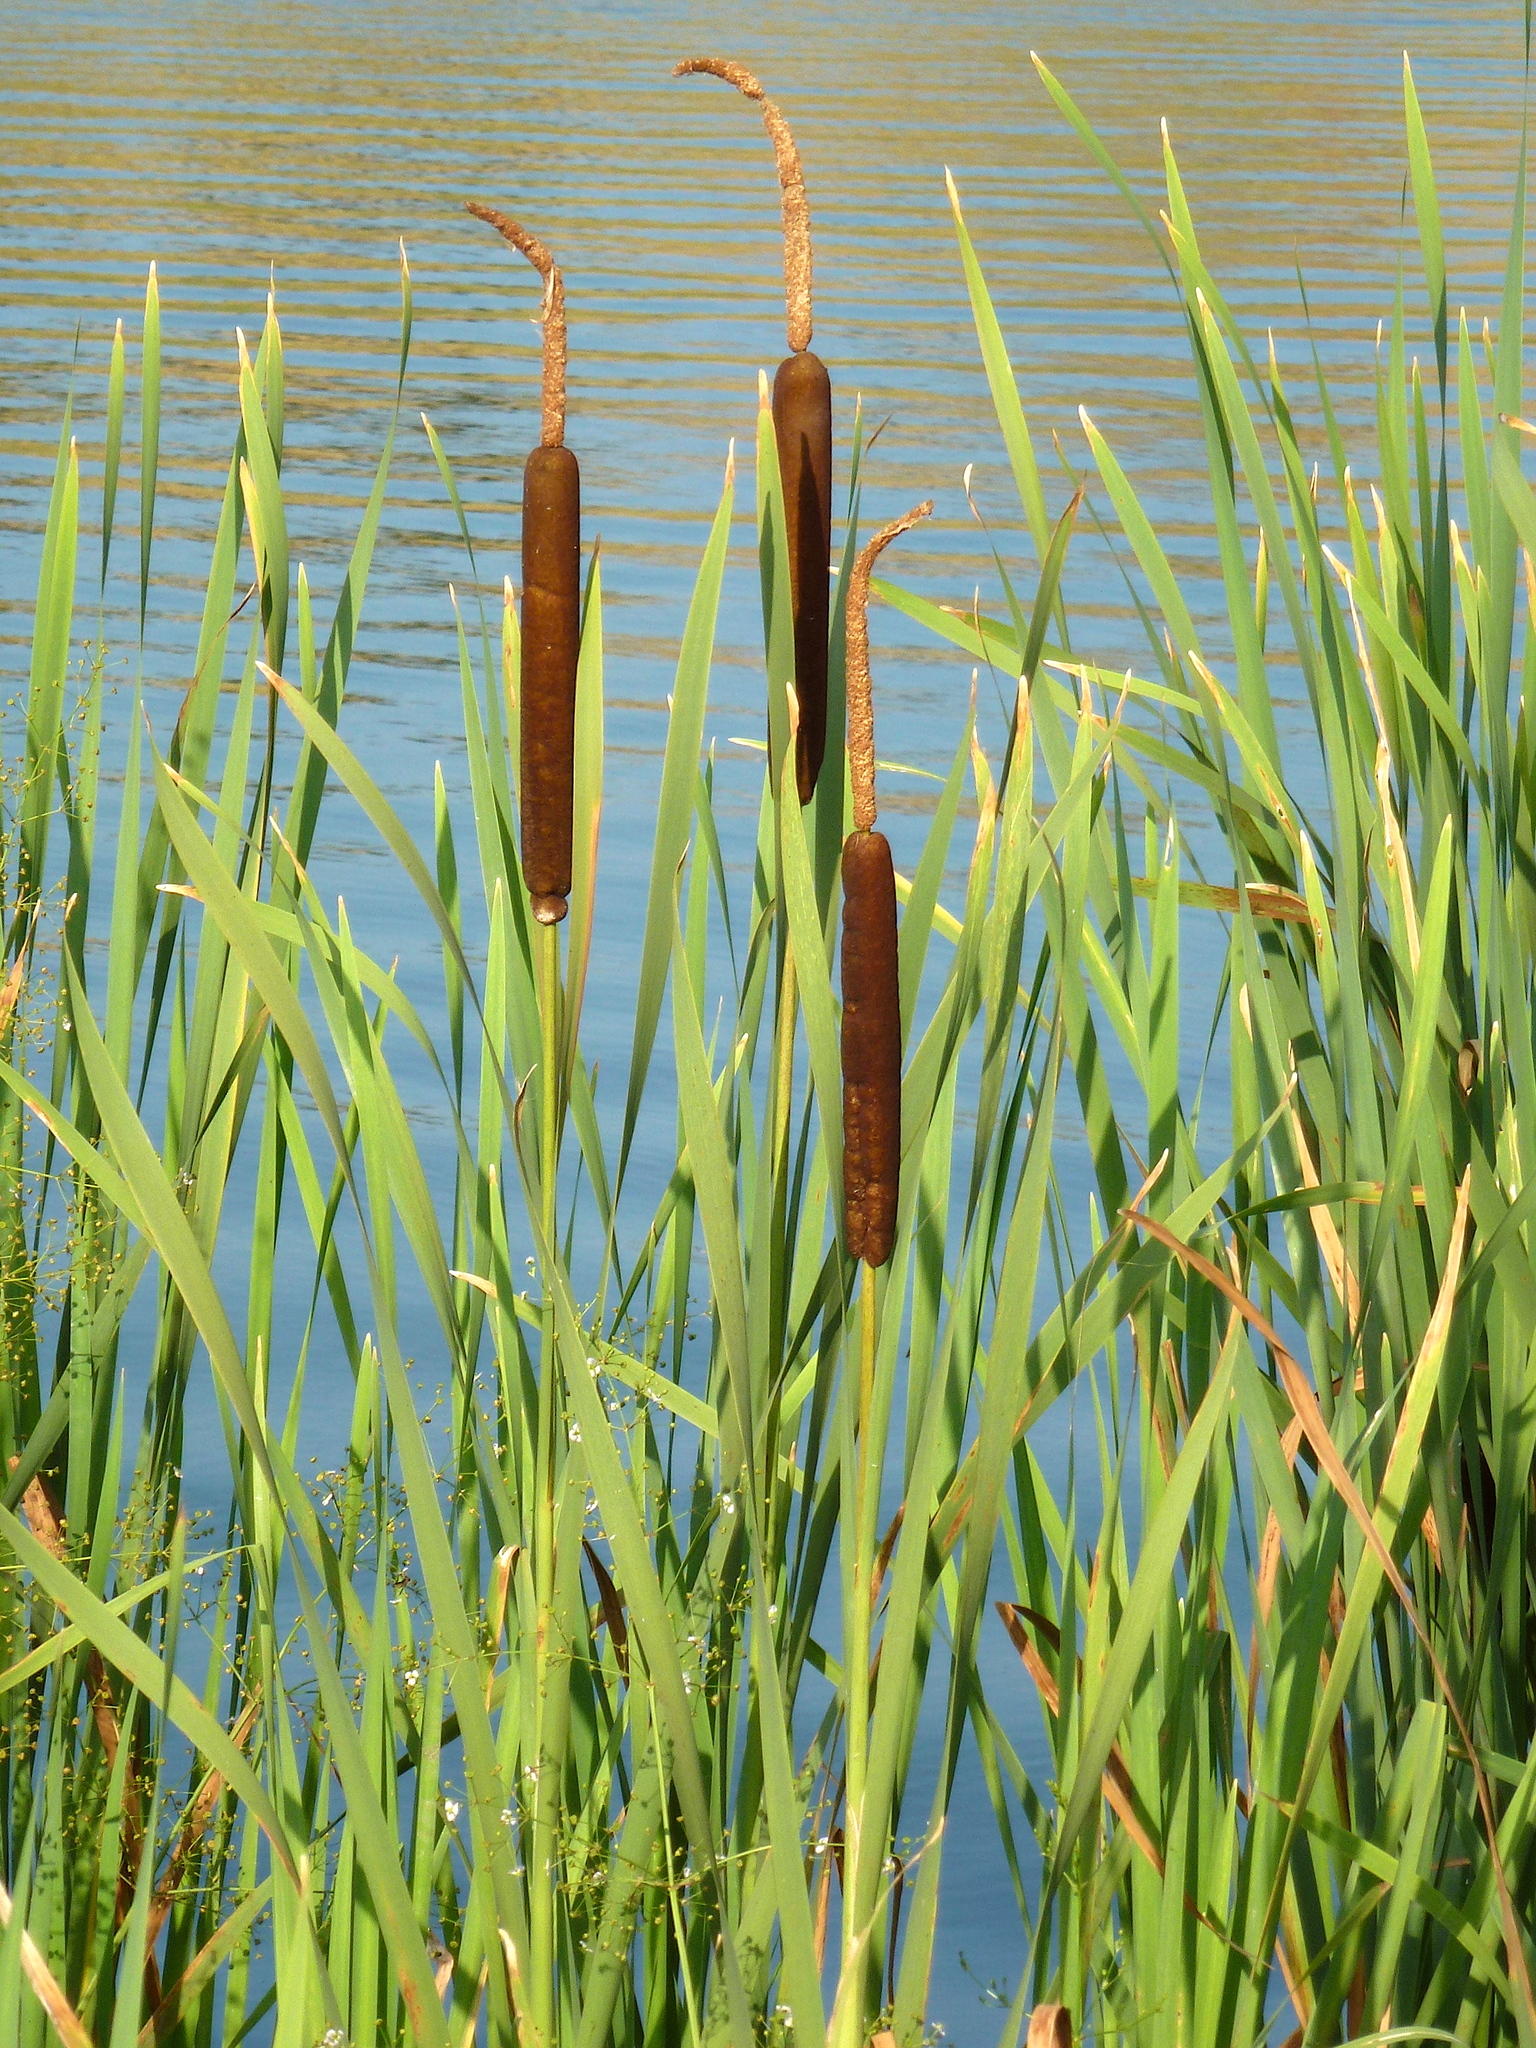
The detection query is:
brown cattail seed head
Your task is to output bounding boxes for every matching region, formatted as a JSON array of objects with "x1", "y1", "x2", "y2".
[
  {"x1": 846, "y1": 500, "x2": 933, "y2": 833},
  {"x1": 772, "y1": 350, "x2": 833, "y2": 802},
  {"x1": 842, "y1": 828, "x2": 901, "y2": 1267},
  {"x1": 466, "y1": 200, "x2": 568, "y2": 448},
  {"x1": 520, "y1": 443, "x2": 581, "y2": 922},
  {"x1": 673, "y1": 57, "x2": 814, "y2": 353}
]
